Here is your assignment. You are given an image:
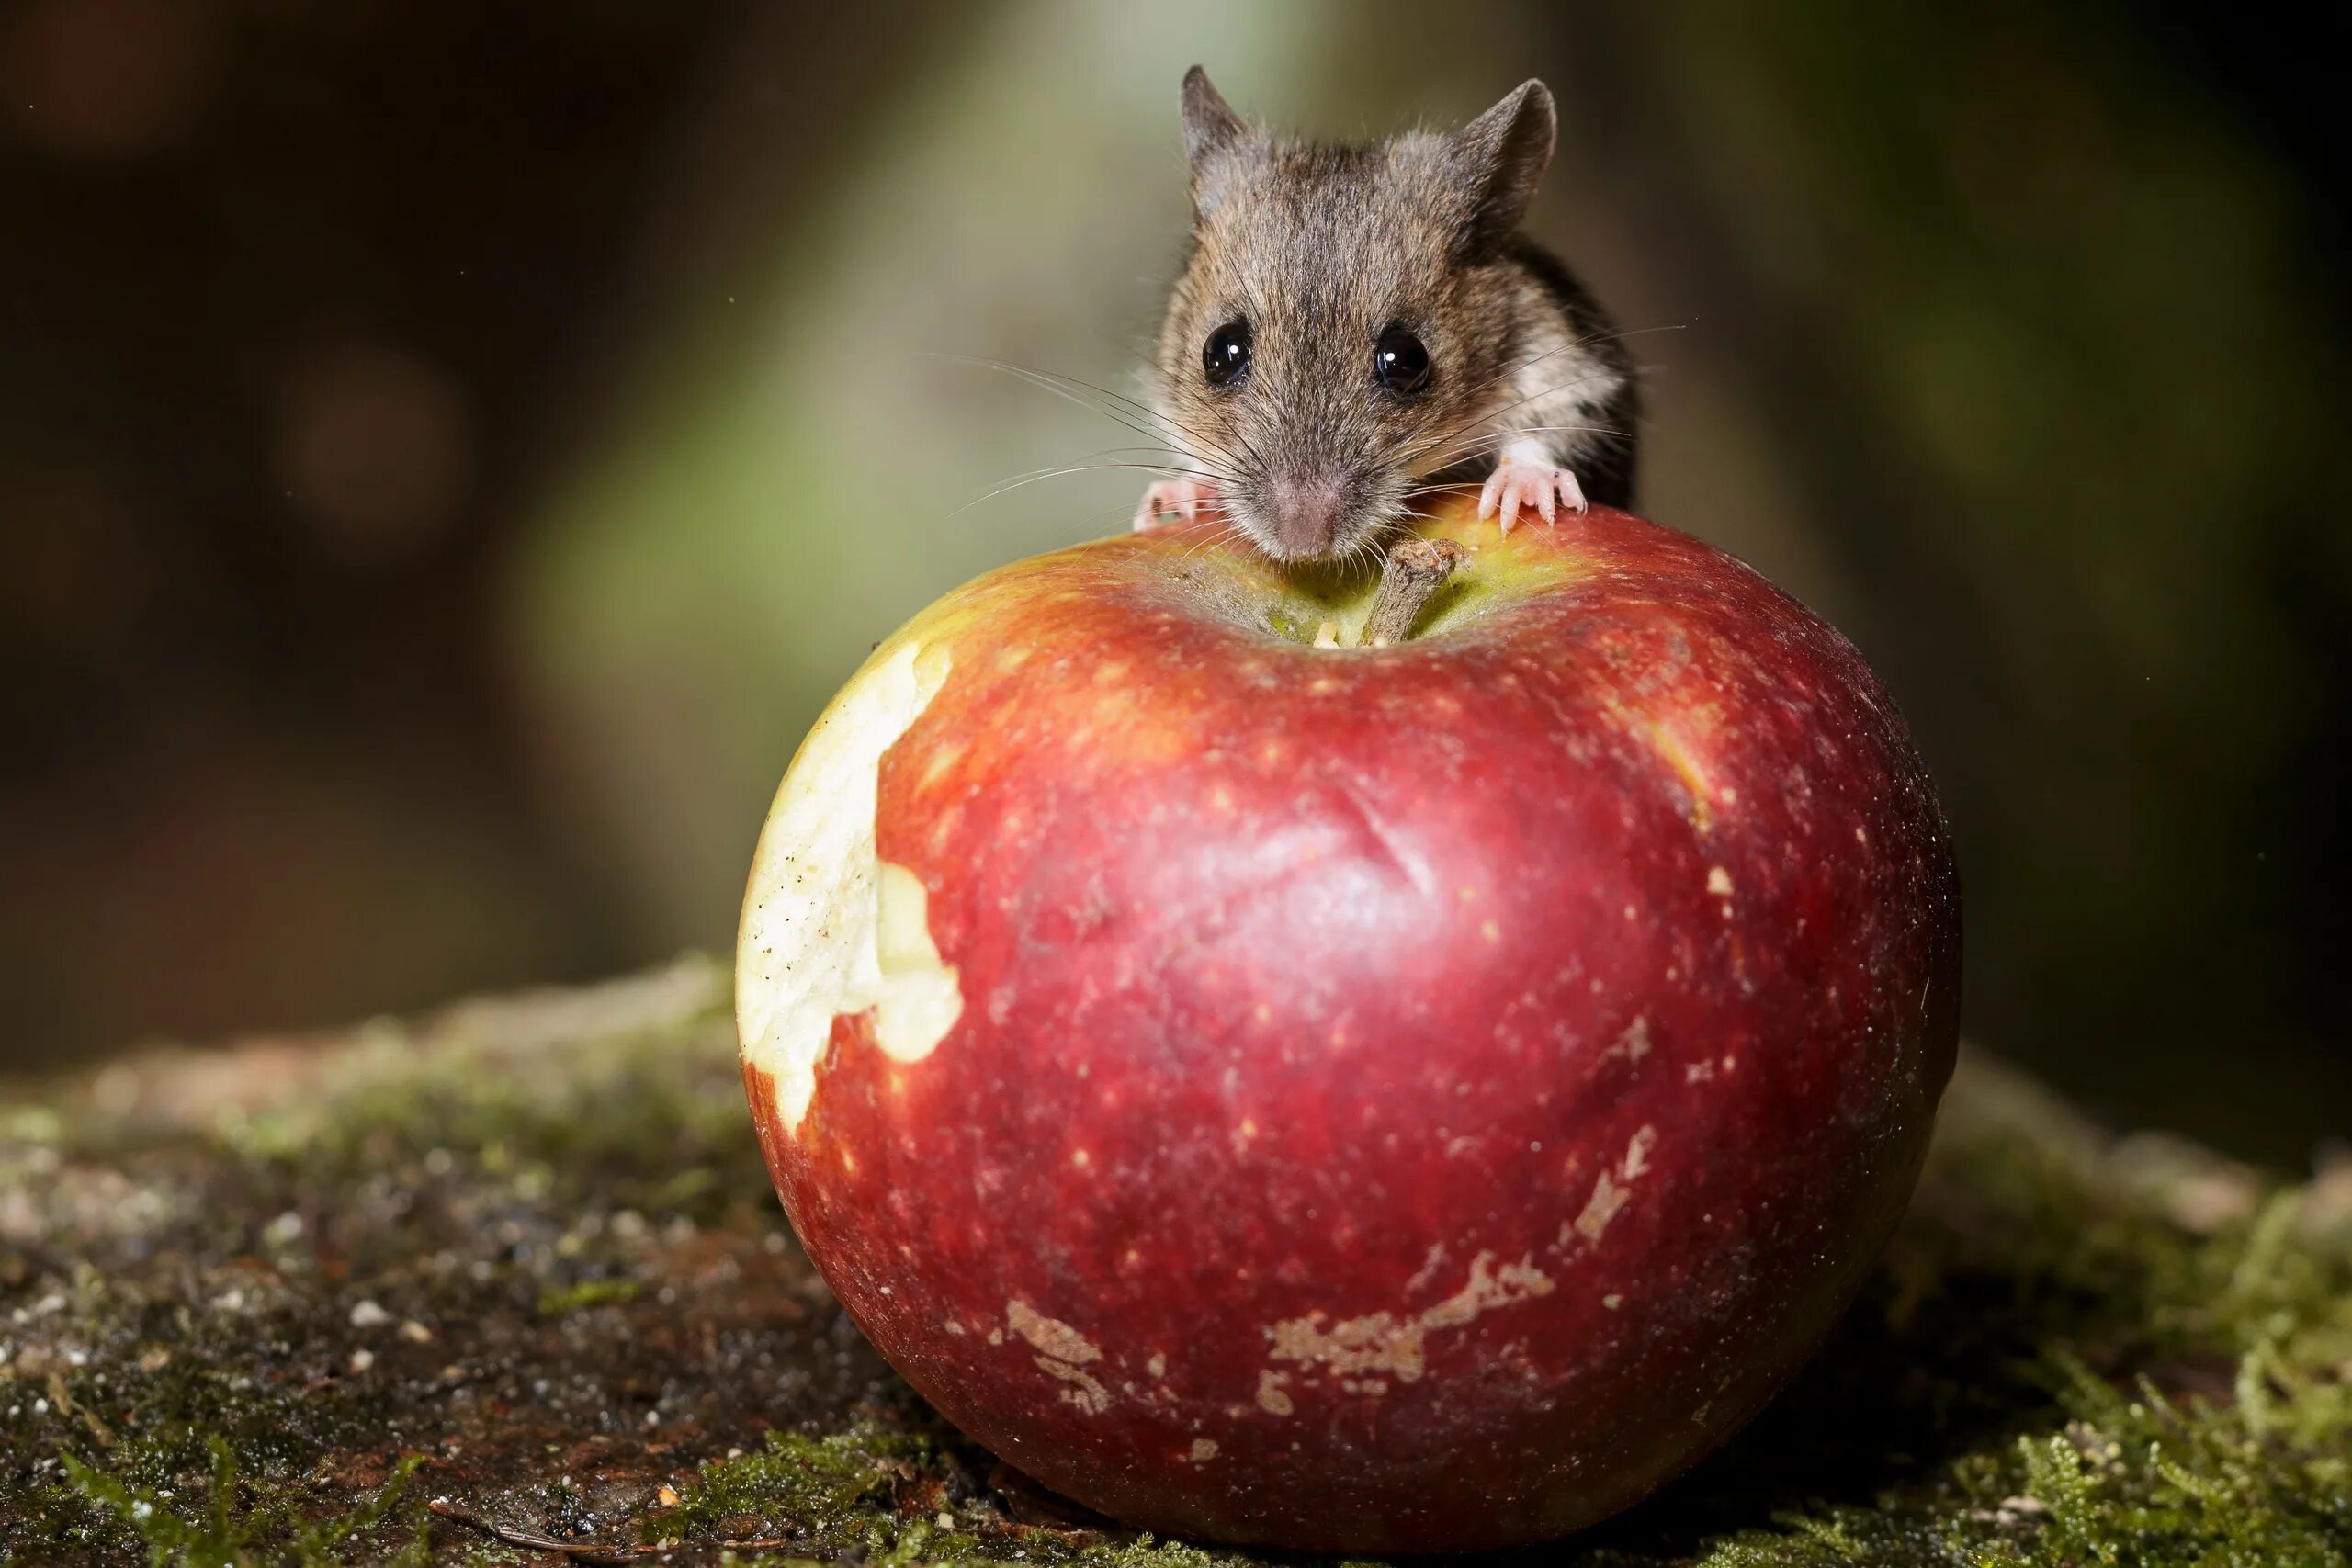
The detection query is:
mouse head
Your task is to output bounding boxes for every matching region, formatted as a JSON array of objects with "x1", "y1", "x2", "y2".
[{"x1": 1154, "y1": 68, "x2": 1556, "y2": 563}]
